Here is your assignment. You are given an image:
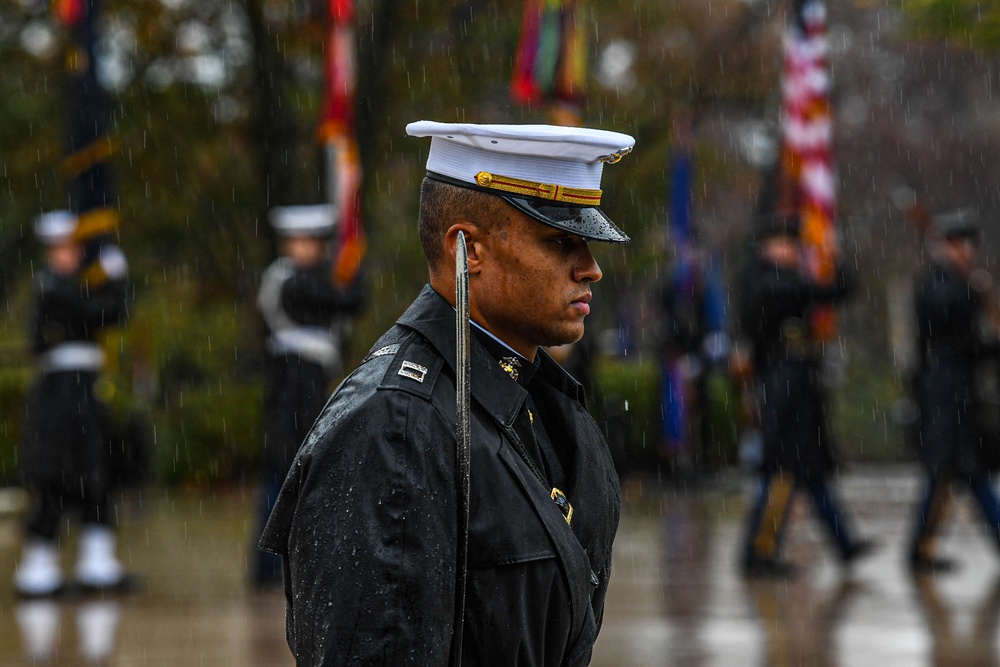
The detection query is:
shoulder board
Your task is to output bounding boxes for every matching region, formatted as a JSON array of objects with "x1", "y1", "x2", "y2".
[{"x1": 376, "y1": 333, "x2": 444, "y2": 400}]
